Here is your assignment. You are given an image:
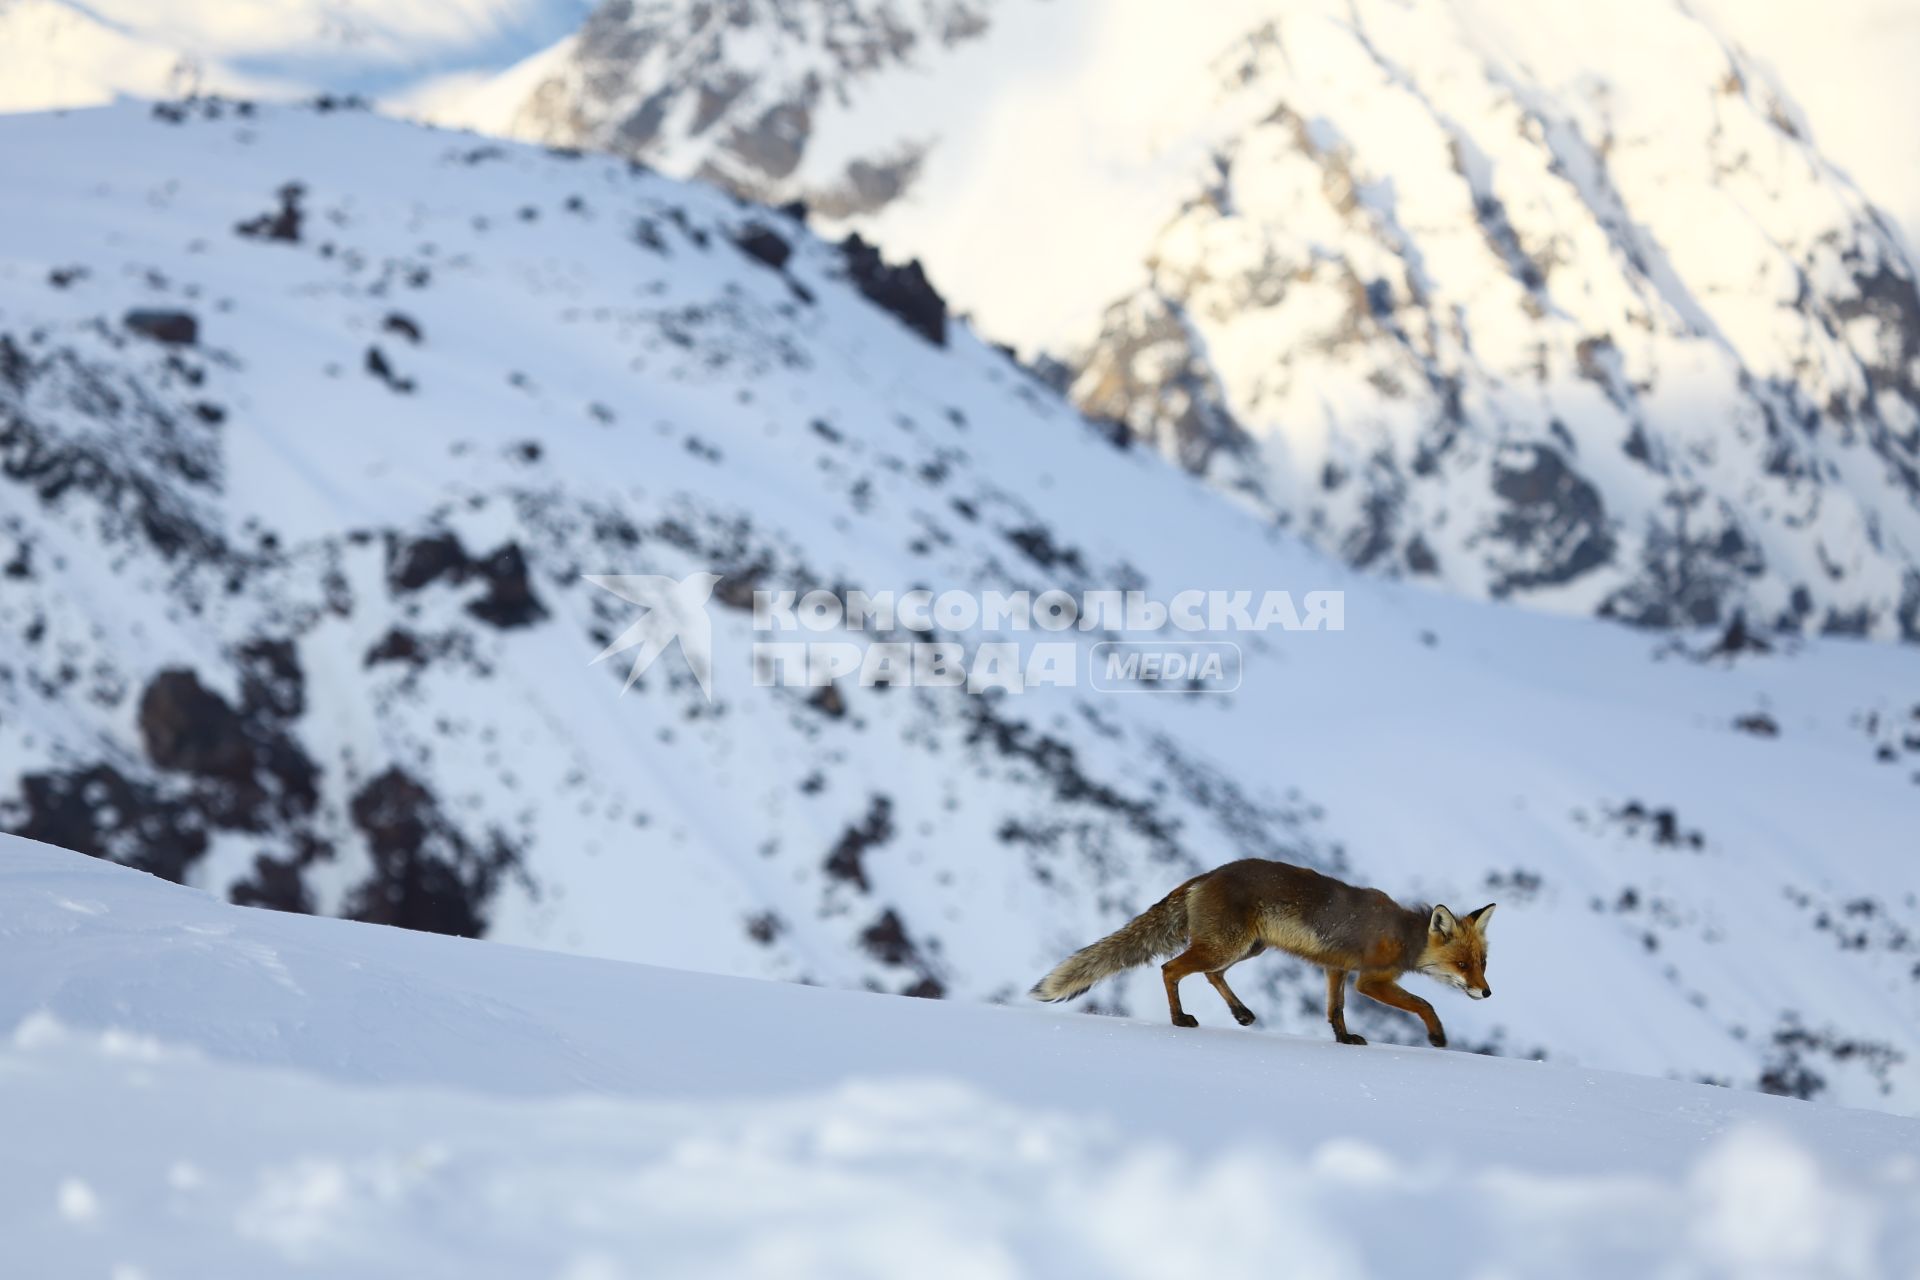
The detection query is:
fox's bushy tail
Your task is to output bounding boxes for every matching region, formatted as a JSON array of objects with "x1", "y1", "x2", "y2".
[{"x1": 1028, "y1": 875, "x2": 1202, "y2": 1002}]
